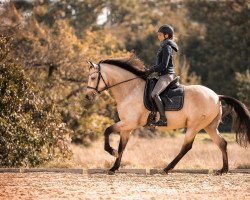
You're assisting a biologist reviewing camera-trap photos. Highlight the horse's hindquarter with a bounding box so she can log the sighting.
[182,85,220,128]
[157,85,221,131]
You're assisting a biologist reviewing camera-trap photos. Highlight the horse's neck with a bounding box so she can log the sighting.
[103,64,145,104]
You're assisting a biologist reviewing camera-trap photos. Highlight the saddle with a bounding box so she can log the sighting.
[144,76,184,112]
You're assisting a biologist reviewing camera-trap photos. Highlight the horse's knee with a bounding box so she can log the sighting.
[104,126,114,137]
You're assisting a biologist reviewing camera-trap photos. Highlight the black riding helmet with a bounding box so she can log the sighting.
[158,25,174,39]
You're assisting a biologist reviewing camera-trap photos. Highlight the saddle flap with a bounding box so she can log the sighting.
[143,76,184,111]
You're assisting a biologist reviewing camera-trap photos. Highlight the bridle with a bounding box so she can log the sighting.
[87,63,145,94]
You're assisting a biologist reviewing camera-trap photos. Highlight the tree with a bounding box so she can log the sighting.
[0,25,71,167]
[1,3,127,145]
[235,70,250,107]
[184,0,249,97]
[12,0,106,36]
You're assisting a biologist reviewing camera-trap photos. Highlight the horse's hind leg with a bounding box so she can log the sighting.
[204,127,228,175]
[108,130,131,174]
[163,128,197,174]
[204,109,228,175]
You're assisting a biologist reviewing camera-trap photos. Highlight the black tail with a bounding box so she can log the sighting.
[219,95,250,147]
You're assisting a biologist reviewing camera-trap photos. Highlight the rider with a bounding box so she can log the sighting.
[144,24,178,126]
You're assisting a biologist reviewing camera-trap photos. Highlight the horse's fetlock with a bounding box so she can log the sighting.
[104,145,112,153]
[112,149,119,158]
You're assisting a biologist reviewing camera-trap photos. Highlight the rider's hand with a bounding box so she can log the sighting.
[144,68,154,76]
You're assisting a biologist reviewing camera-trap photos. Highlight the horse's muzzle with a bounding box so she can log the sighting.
[85,94,91,101]
[85,92,96,101]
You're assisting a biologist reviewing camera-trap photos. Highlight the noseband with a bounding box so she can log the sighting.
[87,63,145,94]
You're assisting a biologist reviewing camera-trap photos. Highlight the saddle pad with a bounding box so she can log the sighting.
[143,78,184,111]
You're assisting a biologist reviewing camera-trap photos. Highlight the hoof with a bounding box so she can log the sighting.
[213,169,228,175]
[159,169,168,175]
[107,170,115,175]
[112,149,119,158]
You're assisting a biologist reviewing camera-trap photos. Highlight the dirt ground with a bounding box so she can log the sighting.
[0,172,249,200]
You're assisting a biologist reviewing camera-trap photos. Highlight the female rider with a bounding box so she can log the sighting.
[145,24,178,126]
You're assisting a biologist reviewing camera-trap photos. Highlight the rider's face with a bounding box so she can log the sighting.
[157,32,168,42]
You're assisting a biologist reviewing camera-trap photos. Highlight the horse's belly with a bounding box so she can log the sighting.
[156,110,188,130]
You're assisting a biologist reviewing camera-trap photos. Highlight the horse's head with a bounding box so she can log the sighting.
[85,61,108,101]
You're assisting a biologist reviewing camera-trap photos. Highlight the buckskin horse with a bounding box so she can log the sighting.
[85,55,250,175]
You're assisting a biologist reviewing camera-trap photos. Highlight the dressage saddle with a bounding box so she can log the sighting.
[143,76,185,111]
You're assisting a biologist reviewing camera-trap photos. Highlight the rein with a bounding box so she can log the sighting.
[87,63,146,94]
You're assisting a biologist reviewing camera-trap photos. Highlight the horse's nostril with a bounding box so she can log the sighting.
[85,94,90,100]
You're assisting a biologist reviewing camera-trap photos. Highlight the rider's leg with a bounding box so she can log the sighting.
[151,74,174,126]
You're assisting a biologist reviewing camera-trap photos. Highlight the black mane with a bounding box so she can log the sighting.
[100,58,147,80]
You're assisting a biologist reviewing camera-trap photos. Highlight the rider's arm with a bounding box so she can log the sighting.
[152,45,172,74]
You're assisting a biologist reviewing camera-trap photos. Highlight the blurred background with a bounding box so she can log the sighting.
[0,0,249,168]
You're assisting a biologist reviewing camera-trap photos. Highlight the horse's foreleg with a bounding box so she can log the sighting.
[108,130,131,174]
[104,120,133,158]
[104,124,119,157]
[163,128,197,174]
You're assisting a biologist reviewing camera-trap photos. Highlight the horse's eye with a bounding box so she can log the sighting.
[91,77,96,80]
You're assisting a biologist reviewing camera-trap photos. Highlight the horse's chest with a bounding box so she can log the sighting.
[117,97,142,116]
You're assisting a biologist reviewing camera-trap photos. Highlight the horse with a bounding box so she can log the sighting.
[85,55,250,175]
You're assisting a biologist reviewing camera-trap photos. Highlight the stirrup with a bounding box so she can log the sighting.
[144,112,157,131]
[151,118,167,126]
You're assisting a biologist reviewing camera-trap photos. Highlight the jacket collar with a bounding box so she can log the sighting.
[160,39,178,52]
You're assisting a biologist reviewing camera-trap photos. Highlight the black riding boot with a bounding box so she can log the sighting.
[152,95,167,126]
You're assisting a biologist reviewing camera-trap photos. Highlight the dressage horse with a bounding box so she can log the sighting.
[85,56,250,175]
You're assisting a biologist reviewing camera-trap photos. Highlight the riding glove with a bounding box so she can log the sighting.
[144,68,155,76]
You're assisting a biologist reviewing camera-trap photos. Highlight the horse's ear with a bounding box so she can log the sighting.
[87,60,97,69]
